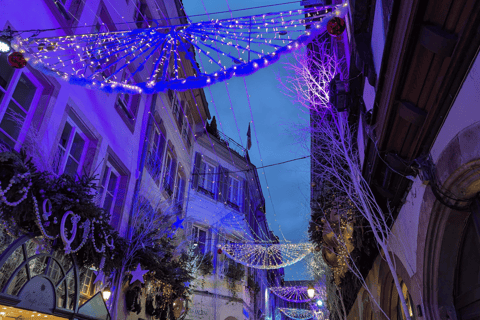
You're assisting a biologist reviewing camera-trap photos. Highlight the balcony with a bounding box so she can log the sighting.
[206,125,246,158]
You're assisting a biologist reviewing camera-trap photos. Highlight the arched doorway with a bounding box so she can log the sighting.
[361,291,374,320]
[421,121,480,319]
[381,273,417,320]
[453,213,480,318]
[0,233,110,319]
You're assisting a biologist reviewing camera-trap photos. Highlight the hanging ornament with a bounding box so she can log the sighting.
[326,17,346,37]
[173,297,187,319]
[217,248,222,254]
[130,263,149,284]
[8,51,27,69]
[278,308,314,320]
[93,270,105,285]
[220,242,313,269]
[270,285,326,303]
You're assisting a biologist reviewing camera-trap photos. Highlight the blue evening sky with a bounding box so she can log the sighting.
[182,0,312,281]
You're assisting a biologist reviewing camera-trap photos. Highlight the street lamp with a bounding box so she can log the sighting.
[307,285,315,299]
[316,299,323,307]
[0,36,11,53]
[0,27,13,54]
[102,286,112,300]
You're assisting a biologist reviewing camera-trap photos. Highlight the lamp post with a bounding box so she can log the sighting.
[0,27,13,54]
[307,285,315,299]
[102,286,112,301]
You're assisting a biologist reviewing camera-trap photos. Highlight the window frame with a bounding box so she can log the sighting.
[192,225,208,255]
[0,63,43,151]
[80,269,94,296]
[174,172,186,210]
[147,125,166,183]
[198,160,216,196]
[227,175,242,210]
[53,117,90,177]
[98,162,121,217]
[163,153,177,196]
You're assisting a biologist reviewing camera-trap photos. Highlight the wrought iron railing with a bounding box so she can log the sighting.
[216,130,247,157]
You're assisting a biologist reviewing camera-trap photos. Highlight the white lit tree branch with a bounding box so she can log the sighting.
[110,195,188,319]
[281,37,412,320]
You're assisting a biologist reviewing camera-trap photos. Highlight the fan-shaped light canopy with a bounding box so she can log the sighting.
[12,4,349,93]
[220,242,313,269]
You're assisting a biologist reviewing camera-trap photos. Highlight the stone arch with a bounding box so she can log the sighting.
[420,121,480,319]
[362,289,374,320]
[376,251,419,320]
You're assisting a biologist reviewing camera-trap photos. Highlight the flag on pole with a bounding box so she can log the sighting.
[247,123,252,150]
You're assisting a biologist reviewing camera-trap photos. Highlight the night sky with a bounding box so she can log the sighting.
[183,0,312,281]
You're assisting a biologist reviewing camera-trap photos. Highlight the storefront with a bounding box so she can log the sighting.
[0,234,110,320]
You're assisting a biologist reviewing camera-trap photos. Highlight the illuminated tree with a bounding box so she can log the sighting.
[281,37,413,320]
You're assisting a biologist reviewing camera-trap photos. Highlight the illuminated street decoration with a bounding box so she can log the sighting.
[12,4,348,93]
[219,242,313,269]
[269,285,326,303]
[278,308,314,320]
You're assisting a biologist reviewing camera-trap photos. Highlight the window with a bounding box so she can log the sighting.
[98,163,121,216]
[80,269,94,296]
[171,95,193,149]
[134,0,152,29]
[91,6,117,81]
[172,95,181,123]
[192,225,208,255]
[182,122,193,149]
[113,69,140,130]
[115,69,138,116]
[97,151,129,230]
[147,127,166,182]
[198,161,216,196]
[180,111,193,149]
[174,174,186,210]
[53,118,90,177]
[163,154,177,196]
[0,55,41,150]
[53,0,83,21]
[228,177,241,207]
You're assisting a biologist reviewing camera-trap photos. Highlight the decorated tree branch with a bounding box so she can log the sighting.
[110,194,193,319]
[281,38,413,319]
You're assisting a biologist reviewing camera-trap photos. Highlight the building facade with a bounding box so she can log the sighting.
[313,0,480,319]
[183,121,284,320]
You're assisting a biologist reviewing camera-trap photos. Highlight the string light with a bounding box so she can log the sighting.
[278,308,315,320]
[219,242,313,269]
[13,5,348,93]
[269,285,326,303]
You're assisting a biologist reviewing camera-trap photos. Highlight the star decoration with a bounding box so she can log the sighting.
[172,217,184,230]
[130,263,149,284]
[184,281,190,288]
[93,270,105,285]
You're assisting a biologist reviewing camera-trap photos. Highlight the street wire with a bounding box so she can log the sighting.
[193,155,310,175]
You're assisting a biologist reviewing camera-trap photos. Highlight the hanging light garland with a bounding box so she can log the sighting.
[218,242,313,269]
[269,285,326,303]
[278,308,315,320]
[11,4,348,93]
